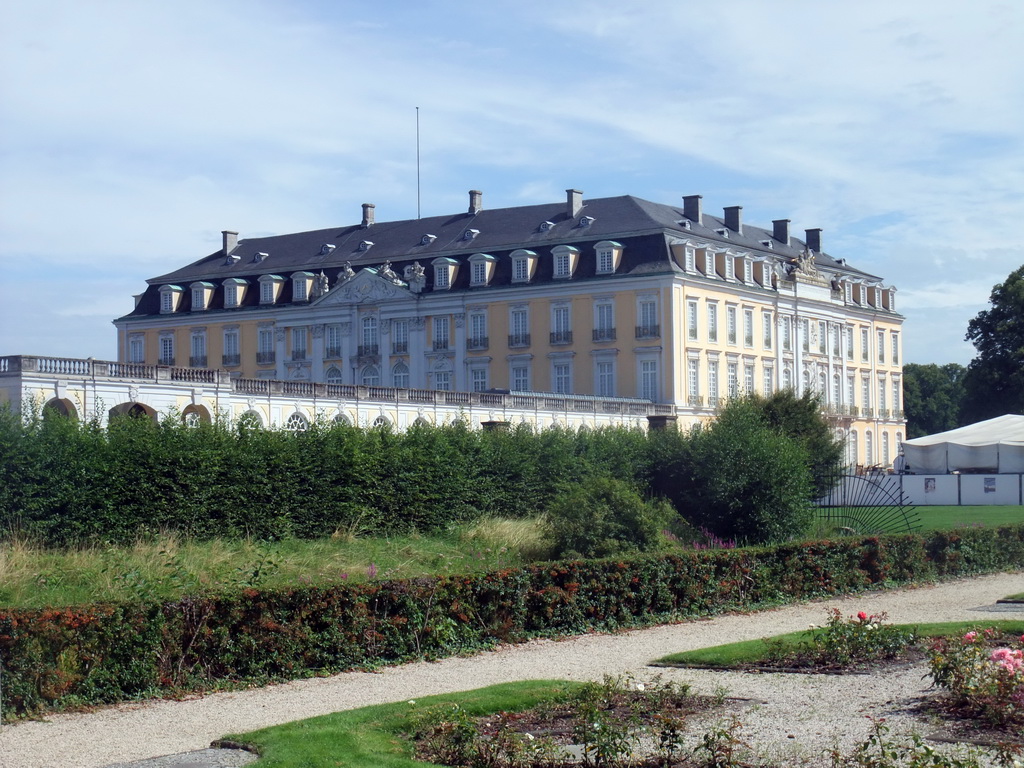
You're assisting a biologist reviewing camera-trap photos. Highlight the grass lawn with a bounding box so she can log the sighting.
[914,505,1024,531]
[653,619,1024,668]
[224,680,575,768]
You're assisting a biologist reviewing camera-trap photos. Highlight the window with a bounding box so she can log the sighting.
[257,327,275,364]
[552,245,578,279]
[511,250,535,283]
[293,276,307,302]
[683,246,695,273]
[291,327,308,360]
[893,379,901,414]
[471,367,488,392]
[818,370,827,398]
[360,365,380,386]
[553,362,571,394]
[832,373,841,404]
[742,259,753,283]
[594,303,614,341]
[782,366,792,390]
[327,324,343,357]
[782,317,792,351]
[285,412,309,432]
[554,250,570,277]
[762,312,773,349]
[849,431,859,466]
[864,431,874,465]
[743,309,754,347]
[818,321,826,354]
[434,370,451,391]
[846,326,854,360]
[433,316,450,351]
[326,366,343,384]
[727,362,738,397]
[637,299,658,338]
[832,325,840,356]
[189,331,206,367]
[726,306,737,345]
[877,331,885,363]
[360,316,378,356]
[708,360,719,404]
[891,332,900,364]
[596,360,615,397]
[763,367,774,397]
[161,291,175,313]
[434,264,450,289]
[551,305,571,344]
[393,362,410,389]
[392,320,408,355]
[687,359,699,401]
[223,329,239,366]
[848,375,856,410]
[882,432,890,467]
[861,328,869,362]
[687,300,698,341]
[640,359,658,401]
[878,378,887,414]
[862,376,871,413]
[510,308,529,347]
[471,261,487,286]
[744,363,754,394]
[192,286,206,311]
[260,278,280,304]
[801,319,810,352]
[597,248,614,274]
[511,365,530,391]
[128,335,144,363]
[468,313,487,349]
[707,303,718,342]
[223,280,244,309]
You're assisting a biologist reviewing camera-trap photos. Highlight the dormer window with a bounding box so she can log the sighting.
[468,253,497,287]
[702,249,716,277]
[420,234,437,245]
[431,257,458,290]
[760,239,774,249]
[252,252,269,263]
[741,259,753,284]
[223,278,247,308]
[684,246,696,272]
[510,249,537,283]
[539,221,555,232]
[594,240,623,275]
[259,274,284,305]
[844,282,853,303]
[159,285,183,314]
[579,216,595,228]
[715,250,736,280]
[552,245,580,279]
[320,244,336,255]
[292,271,314,302]
[462,228,480,241]
[715,228,729,238]
[358,240,373,252]
[190,282,214,311]
[858,284,867,305]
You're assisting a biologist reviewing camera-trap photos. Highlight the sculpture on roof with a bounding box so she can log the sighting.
[340,261,356,281]
[796,248,819,276]
[379,260,398,281]
[311,270,329,298]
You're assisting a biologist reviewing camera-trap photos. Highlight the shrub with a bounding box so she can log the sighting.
[928,628,1024,727]
[545,477,672,559]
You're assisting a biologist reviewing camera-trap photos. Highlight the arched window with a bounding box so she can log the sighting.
[361,365,380,386]
[333,413,352,426]
[413,416,431,427]
[865,431,874,466]
[238,410,263,430]
[882,432,890,468]
[361,315,378,354]
[849,431,859,467]
[325,366,343,384]
[371,415,390,429]
[392,361,410,389]
[285,412,309,432]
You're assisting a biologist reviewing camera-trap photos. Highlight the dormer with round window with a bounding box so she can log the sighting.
[189,282,214,312]
[510,249,538,284]
[432,257,458,290]
[291,271,314,302]
[551,245,580,280]
[159,284,184,314]
[468,253,497,287]
[594,241,623,275]
[259,274,285,305]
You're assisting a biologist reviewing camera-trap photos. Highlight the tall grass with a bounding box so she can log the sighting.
[0,518,554,609]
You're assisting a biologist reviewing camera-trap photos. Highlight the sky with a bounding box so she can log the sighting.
[1,0,1022,366]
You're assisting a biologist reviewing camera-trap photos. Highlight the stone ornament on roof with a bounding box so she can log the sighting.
[311,271,329,298]
[796,248,819,276]
[379,261,399,281]
[340,262,356,281]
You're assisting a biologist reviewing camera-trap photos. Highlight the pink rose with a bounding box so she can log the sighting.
[964,631,977,642]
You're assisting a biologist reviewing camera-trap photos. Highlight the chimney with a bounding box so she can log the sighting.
[724,206,743,234]
[805,228,822,253]
[222,230,238,255]
[468,190,483,215]
[682,195,703,226]
[361,203,375,228]
[567,188,584,218]
[772,219,790,245]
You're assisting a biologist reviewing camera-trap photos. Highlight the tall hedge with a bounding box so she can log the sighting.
[2,526,1022,719]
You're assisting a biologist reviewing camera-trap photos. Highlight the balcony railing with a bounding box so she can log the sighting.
[325,346,342,358]
[432,340,450,351]
[357,344,379,357]
[291,350,308,361]
[256,351,275,365]
[549,330,573,345]
[687,395,704,407]
[391,341,408,354]
[158,357,175,367]
[222,354,240,367]
[635,325,660,339]
[508,333,531,348]
[466,336,489,351]
[188,356,208,368]
[592,328,616,342]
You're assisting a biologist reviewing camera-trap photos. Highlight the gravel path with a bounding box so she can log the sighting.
[1,572,1021,768]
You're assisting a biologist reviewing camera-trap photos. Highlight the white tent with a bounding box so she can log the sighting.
[902,414,1024,474]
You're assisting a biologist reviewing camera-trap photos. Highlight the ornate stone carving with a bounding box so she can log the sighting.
[311,271,329,298]
[380,319,392,333]
[311,324,325,339]
[379,261,398,281]
[454,313,466,329]
[340,262,356,280]
[411,317,426,330]
[274,328,286,342]
[340,322,352,334]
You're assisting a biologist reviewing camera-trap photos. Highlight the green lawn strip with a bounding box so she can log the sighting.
[913,506,1024,531]
[652,620,1024,668]
[223,680,579,768]
[1001,593,1024,601]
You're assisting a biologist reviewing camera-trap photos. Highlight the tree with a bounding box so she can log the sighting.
[962,265,1024,423]
[902,363,967,438]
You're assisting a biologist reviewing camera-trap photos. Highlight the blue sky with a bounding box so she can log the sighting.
[2,0,1022,365]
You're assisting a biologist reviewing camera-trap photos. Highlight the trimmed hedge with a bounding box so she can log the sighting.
[2,525,1023,719]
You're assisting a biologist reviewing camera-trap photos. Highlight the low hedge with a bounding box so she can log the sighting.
[2,525,1023,719]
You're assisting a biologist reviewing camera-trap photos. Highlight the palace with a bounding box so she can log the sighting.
[108,189,904,466]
